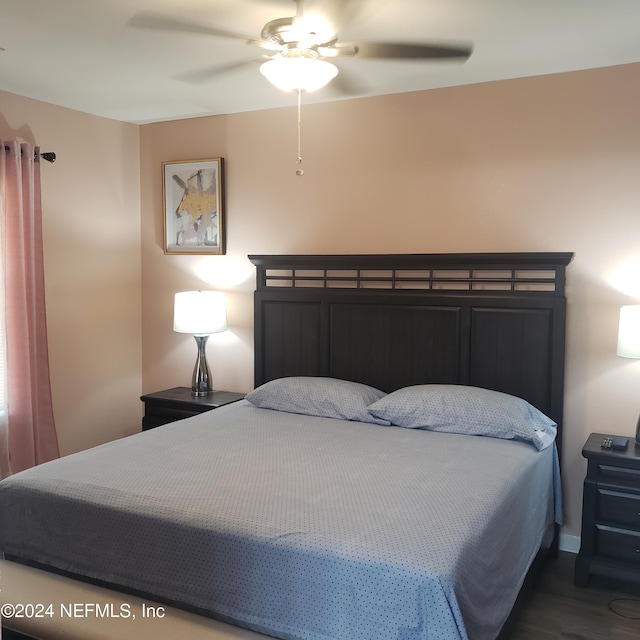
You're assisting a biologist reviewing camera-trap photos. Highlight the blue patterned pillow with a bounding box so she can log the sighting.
[367,384,557,449]
[246,377,390,425]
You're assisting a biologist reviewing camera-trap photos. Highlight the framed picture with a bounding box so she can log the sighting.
[163,157,225,254]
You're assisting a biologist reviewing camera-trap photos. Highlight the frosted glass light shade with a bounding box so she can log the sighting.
[617,305,640,358]
[173,291,227,336]
[260,57,338,92]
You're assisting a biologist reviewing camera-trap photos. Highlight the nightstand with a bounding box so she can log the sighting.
[140,387,245,431]
[575,432,640,590]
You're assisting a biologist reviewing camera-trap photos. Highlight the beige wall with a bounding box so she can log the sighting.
[140,63,640,540]
[0,90,142,455]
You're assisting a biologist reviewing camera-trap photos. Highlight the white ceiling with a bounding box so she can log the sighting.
[1,0,640,124]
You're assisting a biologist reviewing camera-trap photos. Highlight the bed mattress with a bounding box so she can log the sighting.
[0,400,561,640]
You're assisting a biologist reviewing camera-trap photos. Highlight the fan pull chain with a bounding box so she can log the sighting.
[296,89,304,176]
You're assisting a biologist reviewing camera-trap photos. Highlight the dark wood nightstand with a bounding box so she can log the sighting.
[575,432,640,590]
[140,387,245,431]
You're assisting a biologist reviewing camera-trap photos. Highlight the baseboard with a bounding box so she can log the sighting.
[559,533,580,554]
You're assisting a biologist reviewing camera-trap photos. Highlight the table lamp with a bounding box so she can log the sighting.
[173,291,227,396]
[616,304,640,445]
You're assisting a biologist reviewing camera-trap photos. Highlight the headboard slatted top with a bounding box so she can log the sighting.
[251,253,572,295]
[249,252,573,455]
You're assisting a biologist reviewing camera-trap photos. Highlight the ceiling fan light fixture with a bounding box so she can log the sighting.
[260,56,338,92]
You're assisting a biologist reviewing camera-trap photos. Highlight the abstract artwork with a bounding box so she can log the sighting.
[163,158,225,254]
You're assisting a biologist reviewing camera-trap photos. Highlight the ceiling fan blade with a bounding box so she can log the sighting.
[127,12,258,44]
[174,59,263,84]
[343,42,472,60]
[318,43,357,57]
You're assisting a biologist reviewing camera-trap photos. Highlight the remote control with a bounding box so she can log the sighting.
[601,437,613,450]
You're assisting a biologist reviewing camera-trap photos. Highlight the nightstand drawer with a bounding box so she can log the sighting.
[141,387,245,430]
[597,463,640,487]
[597,488,640,527]
[144,406,201,423]
[596,525,640,564]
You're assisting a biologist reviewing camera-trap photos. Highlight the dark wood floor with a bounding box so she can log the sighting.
[510,552,640,639]
[3,552,640,639]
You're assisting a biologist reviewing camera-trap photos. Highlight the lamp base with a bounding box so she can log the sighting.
[192,389,213,397]
[191,335,213,397]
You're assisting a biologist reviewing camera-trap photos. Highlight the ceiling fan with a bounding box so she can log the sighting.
[130,1,472,175]
[128,0,473,93]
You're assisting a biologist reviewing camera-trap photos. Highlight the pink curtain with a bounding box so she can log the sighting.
[0,140,59,477]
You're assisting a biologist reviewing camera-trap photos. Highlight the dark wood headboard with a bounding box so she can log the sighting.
[249,252,573,453]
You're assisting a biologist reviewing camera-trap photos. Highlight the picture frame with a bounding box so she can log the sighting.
[163,157,225,255]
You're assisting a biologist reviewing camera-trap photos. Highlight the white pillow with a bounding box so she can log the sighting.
[367,384,556,449]
[246,377,390,425]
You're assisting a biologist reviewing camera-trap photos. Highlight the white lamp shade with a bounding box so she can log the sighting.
[617,304,640,358]
[260,57,338,92]
[173,291,227,335]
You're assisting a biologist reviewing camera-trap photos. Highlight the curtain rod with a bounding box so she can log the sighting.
[3,145,56,163]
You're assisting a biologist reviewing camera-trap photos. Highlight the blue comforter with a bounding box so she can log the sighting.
[0,400,561,640]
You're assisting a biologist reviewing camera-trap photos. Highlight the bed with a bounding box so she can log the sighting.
[0,252,573,640]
